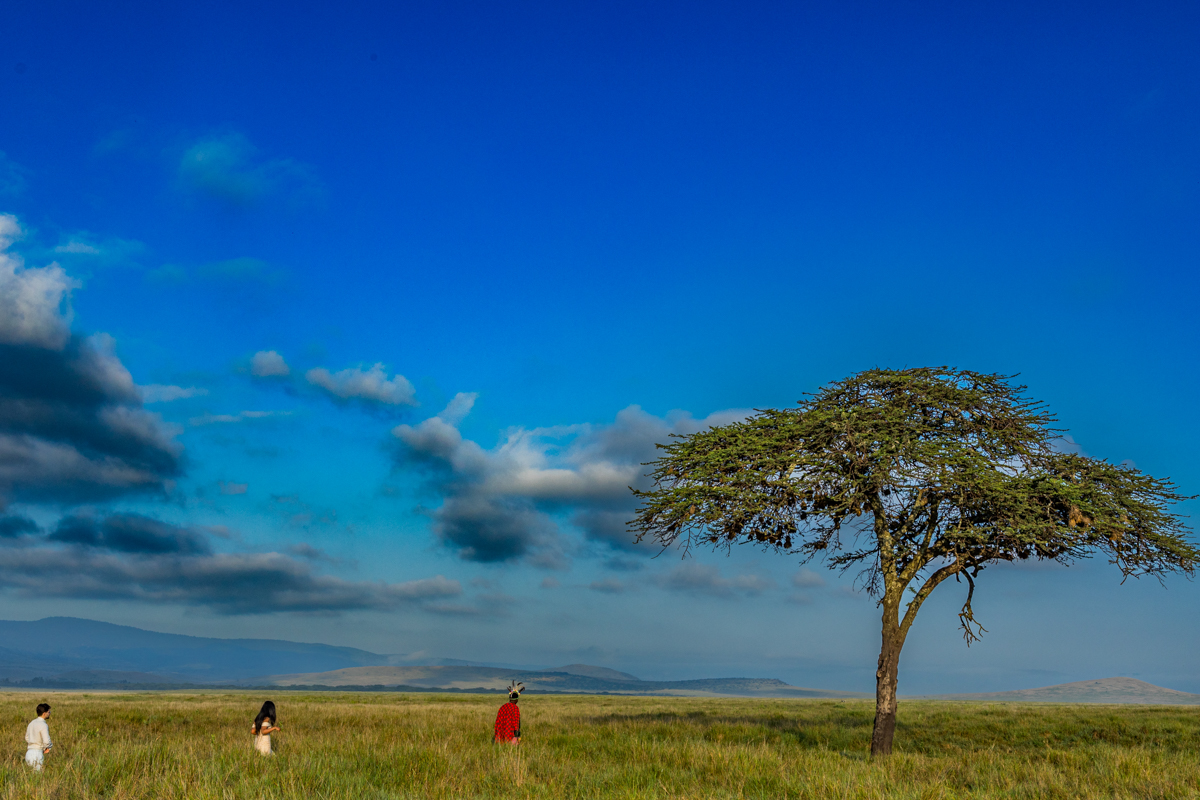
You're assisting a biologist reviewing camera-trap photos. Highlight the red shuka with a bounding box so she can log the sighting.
[493,701,520,742]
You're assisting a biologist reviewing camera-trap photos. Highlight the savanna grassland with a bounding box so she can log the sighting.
[2,691,1198,799]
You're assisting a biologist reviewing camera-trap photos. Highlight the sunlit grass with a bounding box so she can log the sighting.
[1,691,1197,798]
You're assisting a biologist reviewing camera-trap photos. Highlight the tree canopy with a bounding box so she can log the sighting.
[630,367,1196,755]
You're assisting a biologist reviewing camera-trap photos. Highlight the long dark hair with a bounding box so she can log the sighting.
[254,700,277,734]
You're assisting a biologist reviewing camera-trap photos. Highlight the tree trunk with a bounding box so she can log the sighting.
[870,603,903,757]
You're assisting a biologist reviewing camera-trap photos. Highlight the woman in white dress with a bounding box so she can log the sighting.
[252,701,280,755]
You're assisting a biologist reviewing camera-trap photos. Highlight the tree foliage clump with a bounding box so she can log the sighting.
[631,367,1196,755]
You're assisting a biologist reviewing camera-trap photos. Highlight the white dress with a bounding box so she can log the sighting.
[254,720,273,755]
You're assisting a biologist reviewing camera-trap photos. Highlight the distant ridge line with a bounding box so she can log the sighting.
[4,619,1194,703]
[0,617,865,697]
[257,664,870,698]
[917,677,1200,705]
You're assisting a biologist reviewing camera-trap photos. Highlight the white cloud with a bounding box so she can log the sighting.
[658,563,773,598]
[392,398,749,565]
[733,574,774,594]
[140,384,208,403]
[0,215,180,505]
[307,363,416,406]
[793,568,827,589]
[54,240,100,255]
[44,233,145,270]
[0,214,22,250]
[189,410,291,427]
[219,481,248,495]
[76,333,139,398]
[0,513,462,614]
[0,215,79,350]
[250,350,290,377]
[438,392,478,425]
[0,434,171,501]
[99,404,182,455]
[190,414,241,425]
[178,133,322,209]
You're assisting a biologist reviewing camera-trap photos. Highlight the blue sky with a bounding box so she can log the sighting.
[0,0,1198,694]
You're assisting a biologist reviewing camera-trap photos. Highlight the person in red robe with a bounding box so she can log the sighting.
[493,681,524,744]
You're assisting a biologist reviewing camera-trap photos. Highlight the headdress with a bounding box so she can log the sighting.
[507,680,525,700]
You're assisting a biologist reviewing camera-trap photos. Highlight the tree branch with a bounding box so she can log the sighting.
[898,497,941,587]
[870,494,899,591]
[956,569,987,645]
[899,559,963,640]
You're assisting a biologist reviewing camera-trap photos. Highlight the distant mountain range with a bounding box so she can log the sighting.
[258,664,867,698]
[0,618,551,682]
[0,617,391,683]
[0,617,862,697]
[0,617,866,697]
[1,619,1196,703]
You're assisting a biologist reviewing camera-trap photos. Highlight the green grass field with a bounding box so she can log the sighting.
[1,691,1197,799]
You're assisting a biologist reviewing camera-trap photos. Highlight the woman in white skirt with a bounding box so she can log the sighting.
[252,700,280,755]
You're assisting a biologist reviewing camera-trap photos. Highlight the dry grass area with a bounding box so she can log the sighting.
[1,691,1198,799]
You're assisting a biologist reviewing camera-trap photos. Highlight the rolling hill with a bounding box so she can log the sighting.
[257,664,869,698]
[0,617,390,683]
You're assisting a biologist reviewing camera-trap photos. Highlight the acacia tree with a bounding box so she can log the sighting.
[630,368,1196,756]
